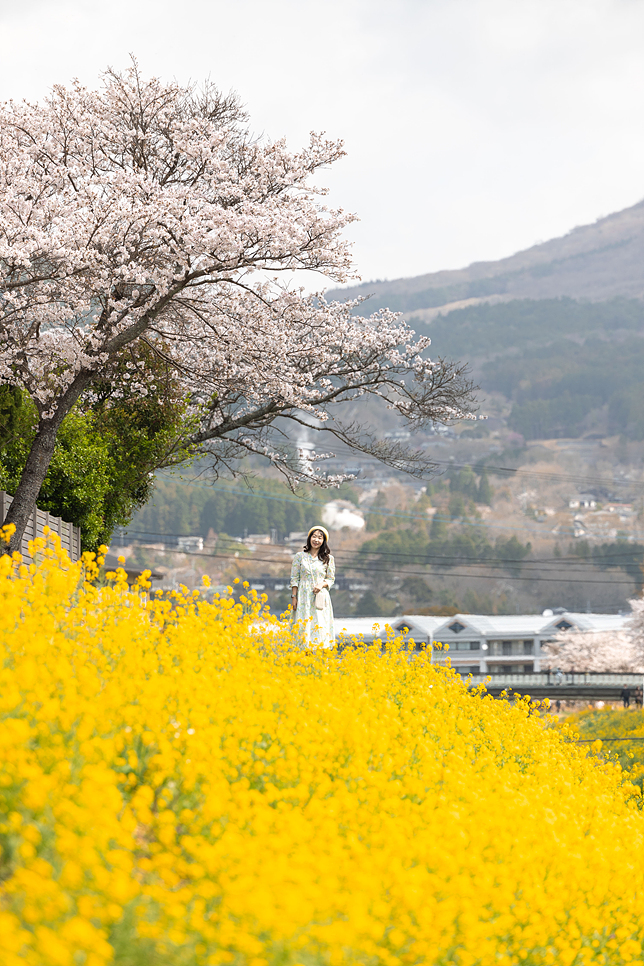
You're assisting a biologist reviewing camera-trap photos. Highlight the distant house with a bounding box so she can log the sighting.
[333,612,630,675]
[178,535,204,552]
[322,500,365,531]
[568,495,597,510]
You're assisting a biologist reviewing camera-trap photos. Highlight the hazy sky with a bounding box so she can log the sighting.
[1,0,643,284]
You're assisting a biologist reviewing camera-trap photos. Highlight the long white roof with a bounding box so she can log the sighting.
[455,613,631,636]
[552,613,629,633]
[336,612,631,641]
[435,614,559,636]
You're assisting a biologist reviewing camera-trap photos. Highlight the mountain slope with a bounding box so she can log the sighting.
[332,200,644,317]
[326,201,644,443]
[416,297,644,440]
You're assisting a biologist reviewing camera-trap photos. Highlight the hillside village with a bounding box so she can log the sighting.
[115,431,644,618]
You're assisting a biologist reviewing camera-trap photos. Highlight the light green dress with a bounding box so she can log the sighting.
[290,551,336,649]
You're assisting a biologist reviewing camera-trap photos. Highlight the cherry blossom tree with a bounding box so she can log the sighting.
[624,597,644,667]
[542,629,643,673]
[0,62,473,553]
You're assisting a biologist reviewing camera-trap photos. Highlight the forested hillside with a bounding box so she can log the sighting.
[410,296,644,360]
[125,476,358,540]
[407,298,644,440]
[326,296,644,442]
[326,198,644,443]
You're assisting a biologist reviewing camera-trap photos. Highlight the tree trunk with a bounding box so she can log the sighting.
[2,373,94,554]
[3,420,61,554]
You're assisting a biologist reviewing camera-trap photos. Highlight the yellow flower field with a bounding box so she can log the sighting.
[1,531,644,966]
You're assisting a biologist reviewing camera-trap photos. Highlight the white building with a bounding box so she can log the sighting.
[334,612,630,674]
[177,535,204,552]
[322,500,365,531]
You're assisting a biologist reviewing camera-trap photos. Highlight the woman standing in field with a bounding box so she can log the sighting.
[290,526,336,648]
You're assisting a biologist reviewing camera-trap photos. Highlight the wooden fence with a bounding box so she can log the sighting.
[0,491,82,562]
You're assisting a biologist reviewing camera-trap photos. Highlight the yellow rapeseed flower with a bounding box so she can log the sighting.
[0,532,643,964]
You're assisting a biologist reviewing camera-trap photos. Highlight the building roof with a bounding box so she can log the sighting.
[551,613,629,633]
[340,612,632,641]
[440,614,559,636]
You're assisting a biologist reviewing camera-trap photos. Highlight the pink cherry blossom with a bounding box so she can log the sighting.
[0,61,473,551]
[543,629,643,673]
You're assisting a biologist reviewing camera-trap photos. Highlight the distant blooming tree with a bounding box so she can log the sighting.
[625,597,644,667]
[542,629,642,673]
[543,603,644,673]
[0,61,473,552]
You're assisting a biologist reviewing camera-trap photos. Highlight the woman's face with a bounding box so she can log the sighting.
[310,529,324,549]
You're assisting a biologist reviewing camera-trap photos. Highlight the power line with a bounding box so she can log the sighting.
[149,473,644,541]
[354,544,644,568]
[421,457,644,492]
[118,526,644,571]
[319,439,644,491]
[128,543,642,587]
[322,445,644,496]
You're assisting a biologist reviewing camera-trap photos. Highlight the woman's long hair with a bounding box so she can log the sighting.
[303,529,331,565]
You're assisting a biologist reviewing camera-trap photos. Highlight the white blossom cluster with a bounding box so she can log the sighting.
[543,628,644,673]
[542,600,644,673]
[0,63,473,527]
[0,69,361,407]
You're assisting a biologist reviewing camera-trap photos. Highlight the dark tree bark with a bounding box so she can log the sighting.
[2,372,93,554]
[3,421,59,553]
